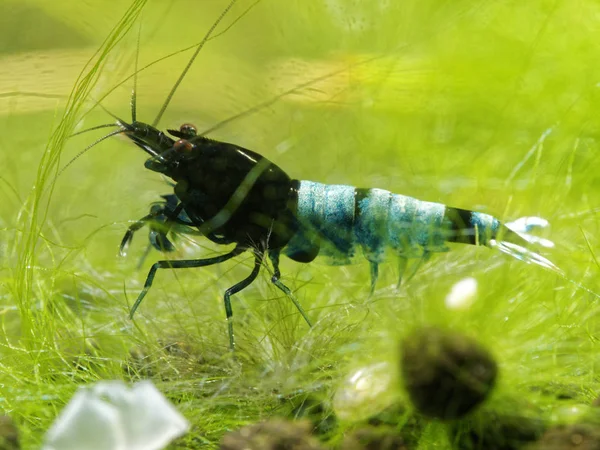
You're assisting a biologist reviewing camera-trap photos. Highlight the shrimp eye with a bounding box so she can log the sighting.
[179,123,197,137]
[173,139,193,152]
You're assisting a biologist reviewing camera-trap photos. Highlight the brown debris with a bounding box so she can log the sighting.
[220,419,325,450]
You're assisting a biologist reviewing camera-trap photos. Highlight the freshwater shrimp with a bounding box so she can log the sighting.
[119,119,557,350]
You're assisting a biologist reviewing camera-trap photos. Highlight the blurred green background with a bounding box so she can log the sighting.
[1,0,599,447]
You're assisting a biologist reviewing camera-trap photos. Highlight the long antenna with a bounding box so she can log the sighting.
[57,129,125,177]
[131,22,142,123]
[152,0,239,127]
[200,54,386,136]
[70,123,119,137]
[58,100,130,176]
[73,0,260,129]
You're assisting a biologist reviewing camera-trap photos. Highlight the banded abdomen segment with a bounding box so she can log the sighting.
[284,181,502,268]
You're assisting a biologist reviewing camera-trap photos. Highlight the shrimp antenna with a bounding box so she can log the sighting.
[58,129,126,178]
[70,123,120,137]
[131,22,142,124]
[200,54,385,136]
[75,0,259,126]
[60,100,131,176]
[71,98,129,138]
[94,99,129,125]
[152,0,239,127]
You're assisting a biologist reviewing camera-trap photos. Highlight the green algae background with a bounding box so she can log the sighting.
[1,0,599,447]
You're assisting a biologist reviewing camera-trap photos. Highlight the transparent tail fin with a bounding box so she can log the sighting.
[491,216,562,274]
[504,216,555,248]
[492,216,600,300]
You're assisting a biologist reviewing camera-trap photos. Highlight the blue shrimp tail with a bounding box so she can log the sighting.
[443,208,548,248]
[448,211,600,300]
[443,208,562,273]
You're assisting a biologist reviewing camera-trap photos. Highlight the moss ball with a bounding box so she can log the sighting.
[400,327,497,420]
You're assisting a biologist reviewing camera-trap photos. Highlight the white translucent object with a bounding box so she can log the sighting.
[505,216,555,248]
[43,380,189,450]
[492,240,563,274]
[445,277,478,310]
[333,362,395,420]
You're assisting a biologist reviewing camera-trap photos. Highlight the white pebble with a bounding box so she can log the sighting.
[445,277,478,310]
[43,380,189,450]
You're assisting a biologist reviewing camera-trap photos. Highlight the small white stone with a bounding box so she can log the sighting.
[445,277,478,310]
[43,380,189,450]
[333,362,395,420]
